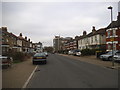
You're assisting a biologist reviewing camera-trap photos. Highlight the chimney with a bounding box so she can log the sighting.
[19,33,22,37]
[117,1,120,26]
[25,36,27,40]
[83,31,87,36]
[92,26,96,33]
[28,38,30,42]
[75,36,79,39]
[2,27,7,32]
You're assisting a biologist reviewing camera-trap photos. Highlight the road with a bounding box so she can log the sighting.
[27,54,118,88]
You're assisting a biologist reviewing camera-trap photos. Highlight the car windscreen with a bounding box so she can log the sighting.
[115,52,120,55]
[74,50,80,52]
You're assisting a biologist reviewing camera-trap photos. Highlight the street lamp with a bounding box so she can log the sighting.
[108,6,114,67]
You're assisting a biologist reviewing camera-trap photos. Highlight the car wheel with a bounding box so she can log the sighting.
[44,61,47,64]
[108,57,113,61]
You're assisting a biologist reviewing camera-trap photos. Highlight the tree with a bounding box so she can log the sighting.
[43,46,54,53]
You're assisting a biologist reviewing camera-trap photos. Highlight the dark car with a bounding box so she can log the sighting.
[32,53,47,64]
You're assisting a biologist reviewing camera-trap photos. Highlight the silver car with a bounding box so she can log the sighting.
[100,51,118,61]
[113,51,120,61]
[0,55,13,68]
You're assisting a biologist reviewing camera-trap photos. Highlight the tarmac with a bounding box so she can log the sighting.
[60,54,120,69]
[2,54,120,88]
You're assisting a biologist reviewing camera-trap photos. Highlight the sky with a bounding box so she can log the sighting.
[1,0,119,46]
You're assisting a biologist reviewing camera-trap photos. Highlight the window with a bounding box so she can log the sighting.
[113,29,116,36]
[113,43,116,50]
[108,44,111,50]
[95,36,97,43]
[91,37,93,43]
[108,30,110,38]
[6,39,9,42]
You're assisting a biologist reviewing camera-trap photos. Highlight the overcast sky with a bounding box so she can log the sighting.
[2,1,119,46]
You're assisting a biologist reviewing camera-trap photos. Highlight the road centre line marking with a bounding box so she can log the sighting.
[22,65,38,88]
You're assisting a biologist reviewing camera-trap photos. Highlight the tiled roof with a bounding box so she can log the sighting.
[106,21,119,29]
[77,28,106,40]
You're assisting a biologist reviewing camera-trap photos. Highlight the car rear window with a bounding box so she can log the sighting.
[34,53,46,56]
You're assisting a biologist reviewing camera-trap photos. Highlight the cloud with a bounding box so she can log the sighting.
[2,2,118,46]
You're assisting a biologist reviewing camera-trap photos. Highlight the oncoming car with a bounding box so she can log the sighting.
[32,53,47,64]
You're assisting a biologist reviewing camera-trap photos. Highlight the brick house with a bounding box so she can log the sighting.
[106,12,120,51]
[18,33,29,53]
[1,27,21,55]
[1,27,12,55]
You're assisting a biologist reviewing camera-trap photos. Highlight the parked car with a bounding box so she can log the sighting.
[113,51,120,62]
[0,55,13,68]
[68,50,74,55]
[73,49,81,56]
[100,51,118,61]
[32,53,47,64]
[44,52,48,57]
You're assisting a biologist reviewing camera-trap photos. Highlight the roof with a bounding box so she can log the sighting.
[87,28,106,37]
[77,28,106,40]
[106,21,119,29]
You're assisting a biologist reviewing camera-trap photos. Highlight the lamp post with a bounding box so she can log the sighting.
[108,6,114,67]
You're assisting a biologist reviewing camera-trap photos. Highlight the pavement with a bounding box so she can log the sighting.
[2,57,36,88]
[2,54,120,88]
[60,54,120,69]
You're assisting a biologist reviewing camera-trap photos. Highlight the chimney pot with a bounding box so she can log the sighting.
[2,27,7,32]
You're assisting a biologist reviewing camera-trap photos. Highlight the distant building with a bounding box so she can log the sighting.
[34,42,43,53]
[53,36,61,52]
[106,12,120,51]
[53,36,72,52]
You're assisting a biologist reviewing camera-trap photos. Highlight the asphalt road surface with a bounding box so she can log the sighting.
[27,54,118,88]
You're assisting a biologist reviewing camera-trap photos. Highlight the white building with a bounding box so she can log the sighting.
[34,42,43,53]
[78,26,106,50]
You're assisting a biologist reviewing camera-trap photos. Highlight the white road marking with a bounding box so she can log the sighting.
[22,65,38,88]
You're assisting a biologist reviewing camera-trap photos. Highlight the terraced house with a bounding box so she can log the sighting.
[1,27,38,55]
[78,26,106,50]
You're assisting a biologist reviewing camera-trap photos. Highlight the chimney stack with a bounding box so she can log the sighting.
[25,36,27,40]
[117,1,120,26]
[2,27,7,32]
[92,26,96,33]
[28,38,30,42]
[83,31,87,36]
[19,33,22,37]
